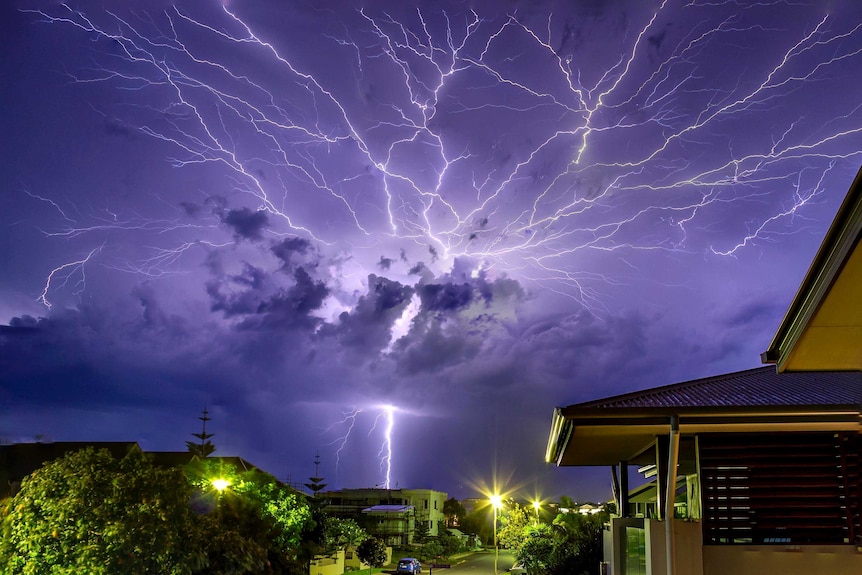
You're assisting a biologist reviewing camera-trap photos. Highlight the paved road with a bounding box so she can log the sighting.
[429,550,518,575]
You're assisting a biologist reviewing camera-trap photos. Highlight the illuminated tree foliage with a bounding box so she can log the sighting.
[497,502,531,550]
[185,459,315,575]
[514,508,609,575]
[0,449,322,575]
[0,447,203,575]
[322,516,367,553]
[516,524,554,575]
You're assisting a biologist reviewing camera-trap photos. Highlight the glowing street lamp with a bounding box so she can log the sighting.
[532,500,541,523]
[211,478,231,523]
[490,494,503,574]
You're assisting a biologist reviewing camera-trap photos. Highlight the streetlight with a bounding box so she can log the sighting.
[490,494,503,575]
[212,478,231,523]
[532,500,541,524]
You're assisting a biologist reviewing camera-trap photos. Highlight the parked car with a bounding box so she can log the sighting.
[396,557,422,574]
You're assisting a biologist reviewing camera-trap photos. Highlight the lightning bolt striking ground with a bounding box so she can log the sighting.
[327,405,399,488]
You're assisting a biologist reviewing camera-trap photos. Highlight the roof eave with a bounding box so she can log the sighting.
[762,165,862,371]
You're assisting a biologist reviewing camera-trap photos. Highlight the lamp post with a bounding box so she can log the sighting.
[532,500,541,524]
[490,494,502,575]
[212,478,231,523]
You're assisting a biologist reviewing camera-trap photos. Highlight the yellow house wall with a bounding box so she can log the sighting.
[344,545,393,571]
[644,519,703,575]
[309,549,345,575]
[604,518,703,575]
[702,545,862,575]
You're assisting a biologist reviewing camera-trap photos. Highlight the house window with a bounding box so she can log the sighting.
[700,431,860,545]
[424,500,428,509]
[624,526,646,575]
[434,500,438,510]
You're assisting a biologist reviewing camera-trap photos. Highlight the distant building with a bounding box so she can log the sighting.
[403,488,448,535]
[321,487,448,546]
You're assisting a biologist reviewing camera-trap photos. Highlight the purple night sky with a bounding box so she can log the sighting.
[1,0,861,502]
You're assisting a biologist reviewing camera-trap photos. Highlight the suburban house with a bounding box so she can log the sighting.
[546,367,860,575]
[546,167,862,575]
[321,487,448,546]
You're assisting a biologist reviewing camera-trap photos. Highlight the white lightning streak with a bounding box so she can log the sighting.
[25,2,862,309]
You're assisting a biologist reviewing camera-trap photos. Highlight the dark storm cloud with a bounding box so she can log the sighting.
[378,255,394,270]
[133,283,190,337]
[327,274,414,355]
[418,282,473,312]
[207,263,272,316]
[389,271,525,376]
[207,260,328,331]
[0,305,198,410]
[271,237,315,272]
[250,267,329,330]
[221,207,269,241]
[179,201,203,218]
[393,318,483,375]
[408,262,432,280]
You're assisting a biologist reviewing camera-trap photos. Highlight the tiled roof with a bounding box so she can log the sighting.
[570,367,861,410]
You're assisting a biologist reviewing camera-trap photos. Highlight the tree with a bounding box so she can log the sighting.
[356,537,387,574]
[185,459,313,575]
[436,521,462,559]
[419,539,442,562]
[458,509,485,541]
[515,524,554,575]
[323,517,367,553]
[496,503,531,550]
[442,498,466,528]
[186,408,216,458]
[413,519,430,544]
[513,509,609,575]
[545,511,606,575]
[0,447,203,575]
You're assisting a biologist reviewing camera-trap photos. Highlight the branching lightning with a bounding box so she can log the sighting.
[23,2,862,309]
[327,404,399,488]
[38,246,103,309]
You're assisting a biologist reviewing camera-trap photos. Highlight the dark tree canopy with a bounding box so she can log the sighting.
[0,447,203,575]
[356,537,388,569]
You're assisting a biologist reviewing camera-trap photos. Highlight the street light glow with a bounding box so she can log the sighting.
[212,478,231,492]
[490,493,502,575]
